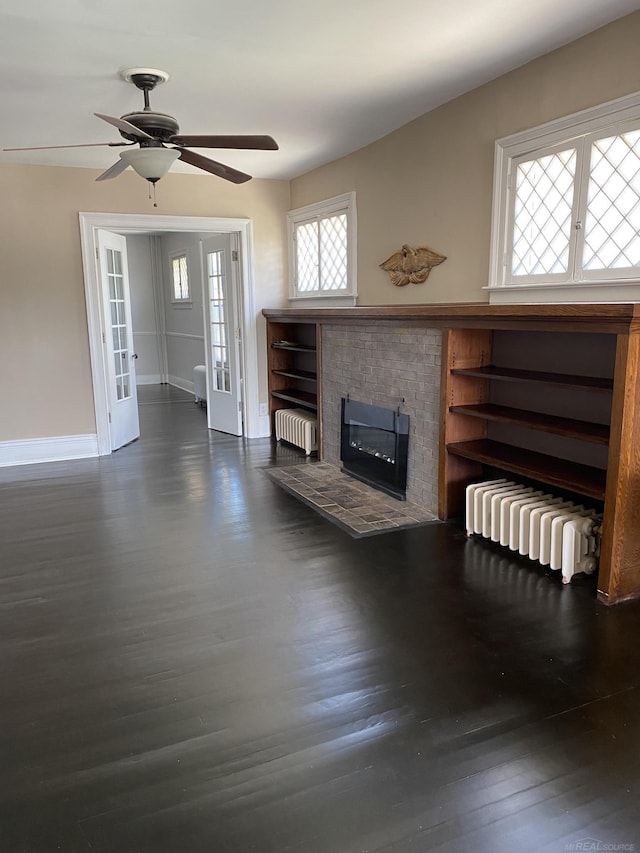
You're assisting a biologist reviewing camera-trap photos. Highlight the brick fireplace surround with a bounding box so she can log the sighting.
[321,323,441,513]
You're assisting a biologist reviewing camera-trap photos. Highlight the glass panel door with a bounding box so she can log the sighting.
[201,235,242,436]
[97,230,140,451]
[106,248,132,401]
[207,250,231,394]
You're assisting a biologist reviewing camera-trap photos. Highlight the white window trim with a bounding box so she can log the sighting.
[169,250,192,304]
[287,192,357,306]
[487,89,640,304]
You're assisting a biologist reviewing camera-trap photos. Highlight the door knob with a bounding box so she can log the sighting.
[132,353,139,360]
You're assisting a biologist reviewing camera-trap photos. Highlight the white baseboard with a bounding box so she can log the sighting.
[0,434,99,468]
[168,375,195,394]
[136,374,162,386]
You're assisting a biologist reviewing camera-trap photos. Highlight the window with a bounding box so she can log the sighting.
[489,91,640,301]
[171,252,190,301]
[287,192,357,304]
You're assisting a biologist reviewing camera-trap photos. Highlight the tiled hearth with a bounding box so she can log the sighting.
[321,323,442,514]
[265,462,436,537]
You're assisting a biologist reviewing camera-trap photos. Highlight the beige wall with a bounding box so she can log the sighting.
[0,164,289,442]
[290,11,640,306]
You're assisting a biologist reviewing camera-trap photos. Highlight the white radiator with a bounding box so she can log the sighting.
[193,364,207,404]
[465,479,601,584]
[275,408,317,455]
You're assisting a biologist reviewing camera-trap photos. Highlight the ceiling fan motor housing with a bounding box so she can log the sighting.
[117,68,178,142]
[119,111,180,142]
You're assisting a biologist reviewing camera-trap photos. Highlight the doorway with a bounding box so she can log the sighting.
[80,213,262,456]
[126,229,243,438]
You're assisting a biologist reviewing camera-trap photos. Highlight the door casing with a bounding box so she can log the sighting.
[79,212,261,456]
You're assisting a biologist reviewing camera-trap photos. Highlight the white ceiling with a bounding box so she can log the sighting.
[1,0,639,181]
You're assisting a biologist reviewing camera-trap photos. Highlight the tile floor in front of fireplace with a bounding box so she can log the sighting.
[265,461,438,537]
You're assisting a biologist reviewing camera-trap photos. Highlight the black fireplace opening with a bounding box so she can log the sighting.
[340,397,409,500]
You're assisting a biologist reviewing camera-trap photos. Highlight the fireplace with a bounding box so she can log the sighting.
[340,397,409,500]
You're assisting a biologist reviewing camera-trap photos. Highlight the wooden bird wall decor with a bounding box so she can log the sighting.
[379,244,447,287]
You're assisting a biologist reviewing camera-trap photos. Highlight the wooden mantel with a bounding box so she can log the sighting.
[263,303,640,605]
[263,302,640,334]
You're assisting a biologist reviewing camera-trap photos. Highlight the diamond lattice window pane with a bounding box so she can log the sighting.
[511,148,577,276]
[319,214,347,290]
[295,221,319,292]
[294,211,349,294]
[583,130,640,270]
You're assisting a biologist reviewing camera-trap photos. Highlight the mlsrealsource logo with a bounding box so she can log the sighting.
[565,840,635,852]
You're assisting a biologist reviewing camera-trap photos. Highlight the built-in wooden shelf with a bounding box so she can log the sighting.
[272,368,317,383]
[451,365,614,392]
[271,342,316,353]
[438,318,640,605]
[271,389,318,410]
[449,403,610,445]
[446,438,607,501]
[266,320,322,446]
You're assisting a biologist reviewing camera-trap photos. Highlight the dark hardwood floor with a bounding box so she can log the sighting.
[2,385,640,853]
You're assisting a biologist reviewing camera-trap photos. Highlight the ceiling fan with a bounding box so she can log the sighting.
[4,68,278,187]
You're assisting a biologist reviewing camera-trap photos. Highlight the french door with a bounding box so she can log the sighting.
[97,230,140,450]
[202,235,243,436]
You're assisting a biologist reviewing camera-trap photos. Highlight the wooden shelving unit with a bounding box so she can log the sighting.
[438,317,640,605]
[265,318,321,449]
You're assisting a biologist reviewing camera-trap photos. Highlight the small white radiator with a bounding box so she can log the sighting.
[465,478,602,584]
[275,408,317,455]
[193,365,207,404]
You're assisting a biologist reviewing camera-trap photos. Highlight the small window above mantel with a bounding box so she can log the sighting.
[487,90,640,304]
[287,193,357,306]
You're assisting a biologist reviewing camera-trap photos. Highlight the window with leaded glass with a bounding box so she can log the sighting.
[287,193,357,303]
[171,253,190,301]
[582,128,640,273]
[490,91,640,297]
[510,146,577,278]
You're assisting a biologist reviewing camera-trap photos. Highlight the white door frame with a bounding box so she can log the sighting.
[79,212,260,456]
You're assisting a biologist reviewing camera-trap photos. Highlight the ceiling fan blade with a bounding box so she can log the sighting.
[3,141,130,151]
[95,158,130,182]
[177,148,252,184]
[94,113,154,140]
[170,134,278,150]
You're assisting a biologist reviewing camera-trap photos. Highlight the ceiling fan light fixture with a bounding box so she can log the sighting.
[119,147,180,182]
